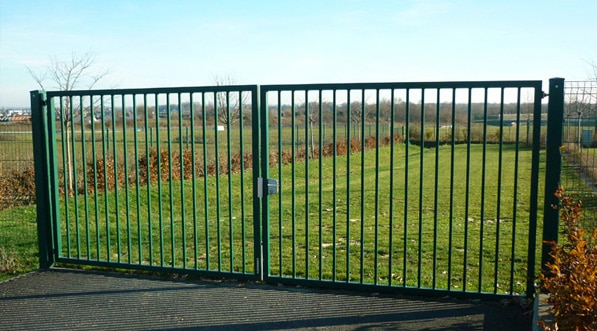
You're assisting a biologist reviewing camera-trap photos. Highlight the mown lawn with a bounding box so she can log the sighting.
[1,139,551,295]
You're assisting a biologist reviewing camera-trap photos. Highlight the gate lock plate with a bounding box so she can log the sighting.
[257,178,279,198]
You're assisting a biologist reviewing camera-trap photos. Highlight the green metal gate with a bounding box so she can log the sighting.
[259,81,546,299]
[32,79,549,299]
[31,85,262,281]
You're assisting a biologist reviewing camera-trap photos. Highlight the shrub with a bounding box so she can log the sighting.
[538,187,597,331]
[86,156,126,193]
[0,165,36,210]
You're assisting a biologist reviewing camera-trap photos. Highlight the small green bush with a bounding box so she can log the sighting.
[538,187,597,331]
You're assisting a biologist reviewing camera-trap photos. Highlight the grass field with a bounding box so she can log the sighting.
[0,121,551,292]
[13,140,540,294]
[267,143,543,294]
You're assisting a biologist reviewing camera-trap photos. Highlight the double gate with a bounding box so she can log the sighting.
[32,79,560,299]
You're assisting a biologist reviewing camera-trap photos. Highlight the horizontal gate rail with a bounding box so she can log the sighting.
[38,85,261,281]
[260,80,544,299]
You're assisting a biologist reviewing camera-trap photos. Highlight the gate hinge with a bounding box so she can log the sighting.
[542,91,548,98]
[257,177,279,198]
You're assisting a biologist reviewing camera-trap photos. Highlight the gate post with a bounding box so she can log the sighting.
[541,77,565,273]
[30,90,55,269]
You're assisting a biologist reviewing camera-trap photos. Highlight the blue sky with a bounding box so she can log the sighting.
[1,0,596,107]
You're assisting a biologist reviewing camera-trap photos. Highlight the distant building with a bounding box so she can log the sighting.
[5,109,28,116]
[9,115,31,122]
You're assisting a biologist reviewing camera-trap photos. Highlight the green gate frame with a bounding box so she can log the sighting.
[31,85,263,281]
[31,79,565,299]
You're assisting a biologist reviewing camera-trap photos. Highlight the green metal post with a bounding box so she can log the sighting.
[527,82,546,298]
[254,86,264,279]
[541,78,565,272]
[31,90,55,269]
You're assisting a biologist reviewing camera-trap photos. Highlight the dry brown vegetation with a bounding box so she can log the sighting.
[0,133,404,205]
[538,188,597,331]
[86,134,403,194]
[0,164,36,211]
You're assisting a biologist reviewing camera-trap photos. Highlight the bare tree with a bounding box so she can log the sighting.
[566,61,597,148]
[27,50,109,194]
[306,101,320,158]
[212,74,248,126]
[350,101,364,140]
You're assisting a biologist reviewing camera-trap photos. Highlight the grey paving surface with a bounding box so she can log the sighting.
[0,269,531,330]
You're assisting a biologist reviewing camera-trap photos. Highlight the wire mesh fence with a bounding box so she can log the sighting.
[561,80,597,227]
[0,119,38,280]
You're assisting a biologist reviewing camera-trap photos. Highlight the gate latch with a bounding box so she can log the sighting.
[257,177,279,198]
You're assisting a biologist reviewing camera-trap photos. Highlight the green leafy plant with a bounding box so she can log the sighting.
[538,187,597,331]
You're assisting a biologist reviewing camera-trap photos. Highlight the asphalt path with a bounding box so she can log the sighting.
[0,269,531,330]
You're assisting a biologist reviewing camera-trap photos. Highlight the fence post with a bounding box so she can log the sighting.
[541,77,565,273]
[30,90,55,269]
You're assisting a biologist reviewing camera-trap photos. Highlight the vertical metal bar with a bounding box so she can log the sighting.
[214,91,222,271]
[122,95,132,264]
[346,90,352,282]
[155,94,165,267]
[167,94,176,267]
[374,89,380,285]
[463,88,472,291]
[100,96,111,262]
[144,94,153,266]
[332,89,338,281]
[253,86,262,278]
[46,96,61,263]
[403,88,410,287]
[389,89,395,286]
[359,89,365,284]
[90,95,101,260]
[58,96,71,258]
[178,92,186,268]
[111,94,121,263]
[48,96,61,263]
[304,90,310,279]
[448,88,457,291]
[80,96,91,259]
[318,89,323,280]
[226,91,233,272]
[190,92,198,269]
[418,89,425,287]
[541,78,565,274]
[528,80,549,297]
[479,88,489,292]
[291,90,297,277]
[67,96,81,259]
[201,92,210,269]
[510,87,522,295]
[433,89,440,289]
[277,90,283,276]
[31,90,54,268]
[134,94,143,264]
[495,88,505,293]
[238,91,246,273]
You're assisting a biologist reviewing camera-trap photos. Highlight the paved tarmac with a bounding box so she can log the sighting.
[0,268,531,330]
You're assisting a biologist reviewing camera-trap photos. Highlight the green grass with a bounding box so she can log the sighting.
[267,143,542,294]
[0,116,554,293]
[44,141,544,295]
[0,206,38,281]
